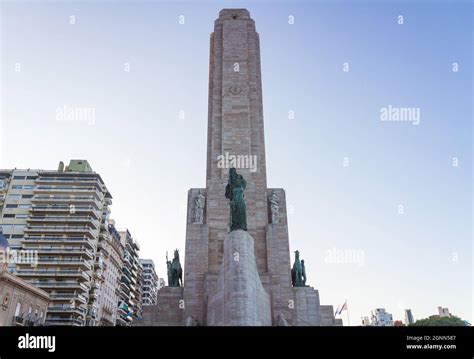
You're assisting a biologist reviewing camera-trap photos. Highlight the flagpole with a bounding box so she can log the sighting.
[345,299,351,326]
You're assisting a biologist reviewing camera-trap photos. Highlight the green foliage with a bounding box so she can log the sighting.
[409,316,468,326]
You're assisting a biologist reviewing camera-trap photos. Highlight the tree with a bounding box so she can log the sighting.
[409,316,469,326]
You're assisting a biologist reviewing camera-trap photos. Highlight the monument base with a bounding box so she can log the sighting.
[207,230,271,326]
[294,286,322,326]
[136,287,183,326]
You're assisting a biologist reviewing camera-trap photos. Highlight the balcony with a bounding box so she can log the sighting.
[119,280,130,291]
[25,225,98,239]
[21,247,94,259]
[47,304,87,315]
[12,316,24,326]
[34,185,104,198]
[29,280,89,291]
[44,317,85,326]
[31,204,101,218]
[93,270,103,281]
[28,216,100,229]
[35,258,93,270]
[32,195,102,210]
[117,307,128,318]
[121,274,131,284]
[91,281,100,290]
[49,293,87,304]
[125,242,137,256]
[97,241,110,256]
[35,177,103,186]
[23,236,95,249]
[86,307,98,319]
[122,255,131,265]
[122,266,132,276]
[17,269,90,281]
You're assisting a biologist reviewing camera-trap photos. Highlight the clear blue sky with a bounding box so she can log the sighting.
[1,0,472,325]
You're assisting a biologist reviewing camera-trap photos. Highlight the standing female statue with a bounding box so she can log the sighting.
[225,168,247,231]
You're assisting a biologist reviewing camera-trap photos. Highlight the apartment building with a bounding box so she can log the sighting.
[370,308,394,326]
[96,220,124,326]
[140,259,159,306]
[158,278,165,290]
[135,261,144,321]
[117,229,140,326]
[404,309,414,325]
[1,229,51,326]
[0,160,113,326]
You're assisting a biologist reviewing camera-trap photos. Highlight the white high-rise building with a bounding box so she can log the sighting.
[96,220,124,326]
[117,229,141,326]
[158,278,165,290]
[370,308,393,326]
[0,160,114,326]
[404,309,414,325]
[140,259,159,306]
[437,307,451,318]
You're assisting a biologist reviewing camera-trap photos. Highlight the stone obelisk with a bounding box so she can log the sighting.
[205,8,269,271]
[182,8,312,326]
[139,9,341,327]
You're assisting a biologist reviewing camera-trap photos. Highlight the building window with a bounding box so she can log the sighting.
[14,302,21,317]
[11,185,34,190]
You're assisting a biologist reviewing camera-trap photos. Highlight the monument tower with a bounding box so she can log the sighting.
[140,9,340,326]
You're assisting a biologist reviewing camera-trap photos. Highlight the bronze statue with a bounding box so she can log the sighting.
[167,249,182,287]
[301,259,307,286]
[291,250,304,287]
[225,167,247,231]
[166,252,172,286]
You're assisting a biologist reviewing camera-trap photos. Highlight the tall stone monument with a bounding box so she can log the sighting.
[139,8,341,326]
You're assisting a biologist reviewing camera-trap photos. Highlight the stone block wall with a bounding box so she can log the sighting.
[136,287,183,326]
[207,230,271,326]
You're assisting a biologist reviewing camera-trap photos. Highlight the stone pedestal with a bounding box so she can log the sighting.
[294,286,322,326]
[135,287,183,326]
[207,230,271,326]
[320,305,344,326]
